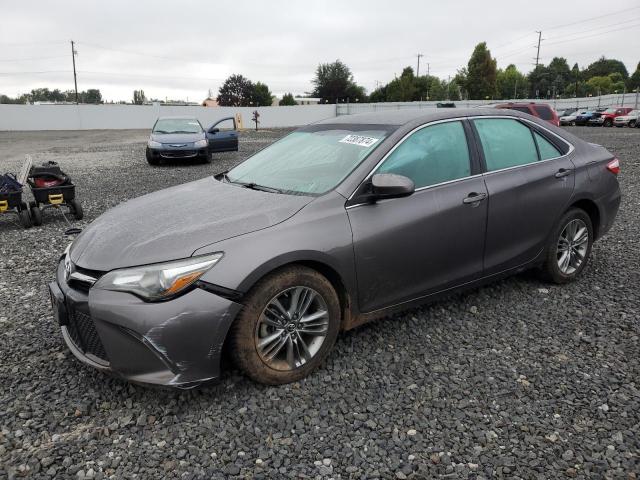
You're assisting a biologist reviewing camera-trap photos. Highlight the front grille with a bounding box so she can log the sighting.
[67,309,109,362]
[161,150,196,158]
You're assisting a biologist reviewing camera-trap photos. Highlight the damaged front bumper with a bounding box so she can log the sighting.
[50,258,243,388]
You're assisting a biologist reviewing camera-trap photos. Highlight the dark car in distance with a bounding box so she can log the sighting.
[574,108,605,126]
[51,108,621,387]
[146,116,239,165]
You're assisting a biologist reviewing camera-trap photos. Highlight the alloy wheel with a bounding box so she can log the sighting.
[556,219,589,275]
[255,286,329,371]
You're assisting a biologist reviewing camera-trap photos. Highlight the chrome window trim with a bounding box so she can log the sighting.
[345,114,575,208]
[346,117,473,204]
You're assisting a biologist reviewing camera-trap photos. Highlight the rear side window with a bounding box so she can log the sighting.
[377,121,471,189]
[474,119,538,171]
[533,105,554,120]
[533,132,561,160]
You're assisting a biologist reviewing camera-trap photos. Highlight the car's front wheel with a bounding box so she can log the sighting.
[229,266,341,385]
[604,118,613,127]
[542,208,593,284]
[629,120,636,128]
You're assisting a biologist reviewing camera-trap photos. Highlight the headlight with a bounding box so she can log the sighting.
[148,140,162,148]
[194,139,208,148]
[94,253,223,301]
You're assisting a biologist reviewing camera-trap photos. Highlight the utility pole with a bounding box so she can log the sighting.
[514,78,518,99]
[416,53,423,77]
[635,87,639,109]
[534,31,542,68]
[70,40,78,104]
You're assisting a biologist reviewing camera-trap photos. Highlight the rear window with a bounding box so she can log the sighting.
[533,105,554,120]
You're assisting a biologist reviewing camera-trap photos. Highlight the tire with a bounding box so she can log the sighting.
[603,119,613,127]
[570,121,576,126]
[30,205,42,226]
[541,208,593,284]
[229,265,341,385]
[629,120,636,128]
[201,151,212,164]
[69,199,83,220]
[146,150,159,166]
[19,206,32,228]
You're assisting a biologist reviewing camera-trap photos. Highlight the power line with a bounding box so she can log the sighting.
[543,5,640,31]
[0,70,70,76]
[0,55,67,63]
[544,21,640,46]
[546,15,640,41]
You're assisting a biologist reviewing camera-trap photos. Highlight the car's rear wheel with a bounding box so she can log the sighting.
[629,120,636,128]
[604,118,613,127]
[542,208,593,284]
[229,266,341,385]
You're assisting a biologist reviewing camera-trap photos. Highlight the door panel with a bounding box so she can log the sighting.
[482,158,575,274]
[206,117,239,152]
[348,177,488,312]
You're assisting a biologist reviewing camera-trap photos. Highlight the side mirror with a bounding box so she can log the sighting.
[209,127,220,134]
[366,173,415,201]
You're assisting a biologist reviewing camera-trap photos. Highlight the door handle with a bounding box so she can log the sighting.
[463,192,487,204]
[555,168,573,178]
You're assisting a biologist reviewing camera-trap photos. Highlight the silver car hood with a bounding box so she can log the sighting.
[70,177,312,271]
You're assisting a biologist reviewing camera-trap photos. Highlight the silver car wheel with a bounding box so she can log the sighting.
[556,219,589,275]
[255,286,329,371]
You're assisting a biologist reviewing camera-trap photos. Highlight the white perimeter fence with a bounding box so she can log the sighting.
[337,92,640,116]
[1,92,639,130]
[0,103,337,131]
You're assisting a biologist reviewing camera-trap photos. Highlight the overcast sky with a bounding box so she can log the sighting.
[1,0,639,102]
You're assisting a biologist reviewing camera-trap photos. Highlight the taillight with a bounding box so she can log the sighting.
[606,158,620,175]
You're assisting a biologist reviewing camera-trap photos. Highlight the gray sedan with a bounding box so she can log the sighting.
[49,108,621,387]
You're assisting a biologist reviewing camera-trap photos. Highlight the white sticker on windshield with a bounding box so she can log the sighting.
[339,134,379,148]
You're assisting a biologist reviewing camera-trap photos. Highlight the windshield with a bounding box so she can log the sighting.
[604,108,617,114]
[629,110,640,116]
[153,118,202,134]
[227,126,392,195]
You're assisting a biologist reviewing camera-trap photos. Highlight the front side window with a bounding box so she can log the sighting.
[474,118,538,171]
[376,121,471,189]
[227,127,391,195]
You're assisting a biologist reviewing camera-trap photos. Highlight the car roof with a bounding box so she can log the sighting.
[156,116,199,120]
[315,107,533,126]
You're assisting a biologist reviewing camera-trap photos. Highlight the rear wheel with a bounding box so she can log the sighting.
[541,209,593,284]
[69,199,83,220]
[603,118,613,127]
[229,266,341,385]
[629,120,636,128]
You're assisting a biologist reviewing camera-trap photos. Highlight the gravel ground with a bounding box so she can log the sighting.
[0,126,639,479]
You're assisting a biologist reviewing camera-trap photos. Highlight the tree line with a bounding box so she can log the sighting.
[2,43,639,105]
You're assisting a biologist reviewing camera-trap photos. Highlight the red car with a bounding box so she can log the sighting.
[587,107,633,127]
[493,102,559,127]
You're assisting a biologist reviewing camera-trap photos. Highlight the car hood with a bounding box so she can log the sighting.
[70,177,312,271]
[150,132,205,144]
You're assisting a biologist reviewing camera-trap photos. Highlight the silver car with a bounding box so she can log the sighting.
[49,109,622,387]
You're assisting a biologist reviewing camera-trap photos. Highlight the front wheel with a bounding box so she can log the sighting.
[603,119,613,127]
[30,205,42,226]
[19,207,32,228]
[541,209,593,284]
[629,120,636,128]
[229,266,341,385]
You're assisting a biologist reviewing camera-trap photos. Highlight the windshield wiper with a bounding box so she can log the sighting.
[241,182,284,194]
[216,171,283,194]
